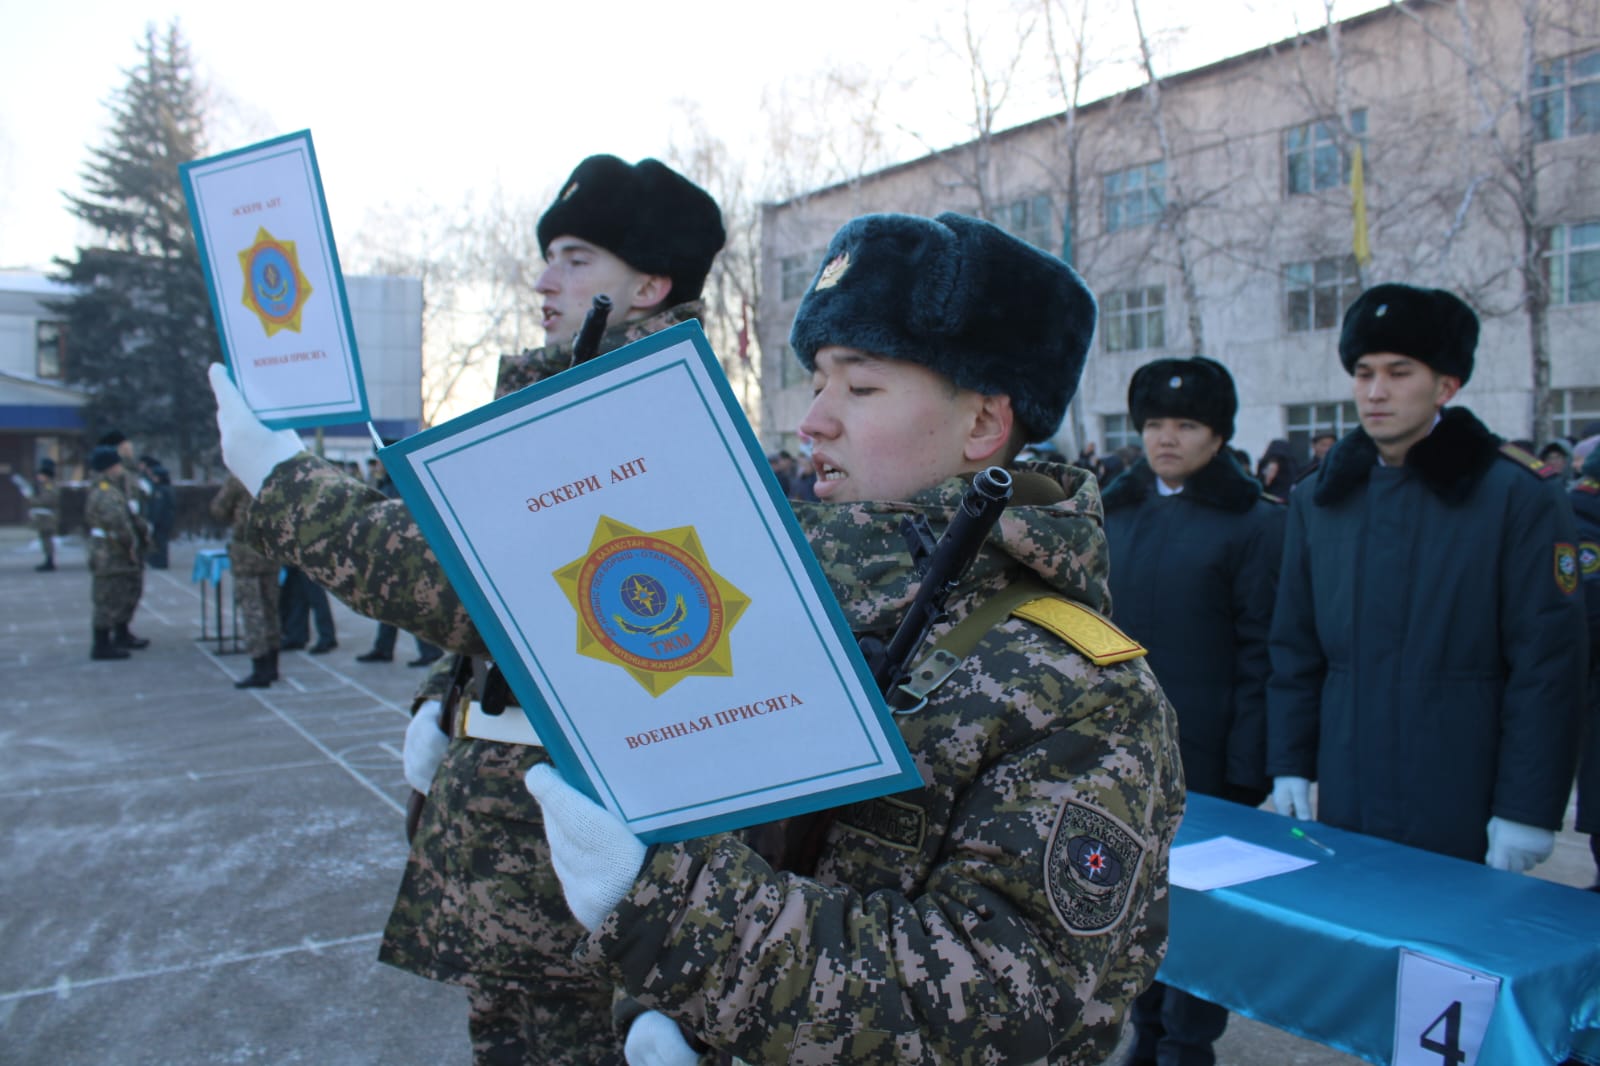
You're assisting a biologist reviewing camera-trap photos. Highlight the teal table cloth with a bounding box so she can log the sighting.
[1160,793,1600,1065]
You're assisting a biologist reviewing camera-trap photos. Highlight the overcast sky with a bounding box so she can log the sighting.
[0,0,1384,273]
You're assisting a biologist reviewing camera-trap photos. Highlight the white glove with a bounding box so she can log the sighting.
[1485,816,1555,872]
[402,700,450,794]
[1272,776,1314,819]
[10,474,33,499]
[208,363,305,496]
[525,763,646,931]
[625,1010,701,1066]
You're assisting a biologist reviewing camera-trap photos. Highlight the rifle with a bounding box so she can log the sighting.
[859,465,1014,710]
[571,294,612,363]
[405,653,475,842]
[758,466,1014,874]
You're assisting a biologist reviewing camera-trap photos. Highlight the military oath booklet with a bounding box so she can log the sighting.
[181,130,371,430]
[382,321,921,843]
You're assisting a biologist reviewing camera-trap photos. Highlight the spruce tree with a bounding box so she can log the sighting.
[51,21,219,477]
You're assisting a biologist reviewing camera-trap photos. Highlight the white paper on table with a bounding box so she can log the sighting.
[1169,835,1318,890]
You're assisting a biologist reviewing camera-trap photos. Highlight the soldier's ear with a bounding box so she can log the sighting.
[964,393,1015,464]
[625,273,673,316]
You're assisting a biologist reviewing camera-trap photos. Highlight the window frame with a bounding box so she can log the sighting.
[1543,220,1600,305]
[1103,161,1166,234]
[1532,48,1600,142]
[1284,255,1361,333]
[1102,285,1167,353]
[1284,109,1368,196]
[35,320,66,379]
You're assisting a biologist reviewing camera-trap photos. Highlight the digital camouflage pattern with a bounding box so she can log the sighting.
[86,475,140,627]
[243,304,705,1065]
[212,476,280,658]
[493,301,703,398]
[243,449,1184,1064]
[578,464,1185,1065]
[30,477,59,535]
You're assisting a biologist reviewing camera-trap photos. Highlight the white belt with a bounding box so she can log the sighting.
[457,701,542,746]
[29,507,54,517]
[90,527,107,538]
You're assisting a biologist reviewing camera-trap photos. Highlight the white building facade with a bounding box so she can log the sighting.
[756,0,1600,467]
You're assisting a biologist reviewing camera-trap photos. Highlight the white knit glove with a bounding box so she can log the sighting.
[525,763,646,931]
[208,363,305,496]
[1272,776,1314,819]
[402,700,450,794]
[625,1010,701,1066]
[1485,816,1555,873]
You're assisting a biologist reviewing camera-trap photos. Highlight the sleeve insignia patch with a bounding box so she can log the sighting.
[835,794,927,853]
[1555,542,1579,595]
[1044,798,1145,936]
[1577,541,1599,579]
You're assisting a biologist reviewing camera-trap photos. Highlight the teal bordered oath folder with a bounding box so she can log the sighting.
[381,321,920,844]
[181,129,370,430]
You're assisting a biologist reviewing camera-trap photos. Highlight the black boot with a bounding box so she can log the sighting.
[234,656,274,688]
[92,628,131,661]
[114,622,149,649]
[265,648,280,682]
[36,559,55,572]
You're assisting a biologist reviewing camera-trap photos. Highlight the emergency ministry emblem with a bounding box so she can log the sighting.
[1045,799,1144,935]
[554,516,750,696]
[1580,541,1600,578]
[1555,542,1579,595]
[238,226,313,336]
[814,252,851,291]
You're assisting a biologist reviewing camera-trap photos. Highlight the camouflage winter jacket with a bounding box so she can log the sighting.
[85,476,139,575]
[211,476,276,577]
[244,449,1185,1063]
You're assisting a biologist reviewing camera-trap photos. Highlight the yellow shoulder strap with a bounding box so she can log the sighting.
[1012,597,1147,665]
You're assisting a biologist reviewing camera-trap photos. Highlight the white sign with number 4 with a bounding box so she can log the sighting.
[1393,950,1502,1066]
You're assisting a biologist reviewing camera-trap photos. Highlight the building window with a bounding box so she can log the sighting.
[998,194,1054,250]
[1285,401,1359,459]
[1532,49,1600,142]
[1102,286,1166,353]
[1285,109,1367,196]
[1104,161,1165,233]
[779,252,823,302]
[778,343,809,389]
[1543,221,1600,304]
[36,320,66,379]
[1552,387,1600,440]
[1284,256,1360,332]
[1102,413,1140,452]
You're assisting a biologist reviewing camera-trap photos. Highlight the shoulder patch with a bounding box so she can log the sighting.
[1556,542,1579,595]
[1012,596,1146,665]
[1499,442,1558,479]
[1579,541,1600,578]
[1044,799,1145,935]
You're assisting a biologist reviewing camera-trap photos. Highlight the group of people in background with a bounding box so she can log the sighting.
[1098,286,1597,1065]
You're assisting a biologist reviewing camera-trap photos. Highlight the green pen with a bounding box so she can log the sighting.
[1291,826,1336,857]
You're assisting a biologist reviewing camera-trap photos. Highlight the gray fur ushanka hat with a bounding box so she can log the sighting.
[787,212,1097,443]
[1338,283,1478,384]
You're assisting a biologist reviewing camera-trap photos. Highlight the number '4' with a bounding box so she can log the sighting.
[1420,1000,1466,1065]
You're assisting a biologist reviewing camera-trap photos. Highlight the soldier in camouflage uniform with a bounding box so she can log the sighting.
[213,154,725,1066]
[85,445,142,661]
[21,458,59,570]
[211,474,281,688]
[214,212,1184,1064]
[99,430,151,647]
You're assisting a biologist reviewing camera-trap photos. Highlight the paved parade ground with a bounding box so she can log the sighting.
[2,529,1591,1065]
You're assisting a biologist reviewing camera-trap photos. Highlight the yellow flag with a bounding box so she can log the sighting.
[1351,143,1372,265]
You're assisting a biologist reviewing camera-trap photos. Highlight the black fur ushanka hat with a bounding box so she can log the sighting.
[537,155,725,308]
[1338,283,1478,384]
[787,212,1096,443]
[1128,356,1238,441]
